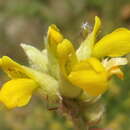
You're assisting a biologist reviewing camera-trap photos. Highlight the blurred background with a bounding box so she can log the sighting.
[0,0,130,129]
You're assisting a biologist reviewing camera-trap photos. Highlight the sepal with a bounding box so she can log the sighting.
[21,43,48,73]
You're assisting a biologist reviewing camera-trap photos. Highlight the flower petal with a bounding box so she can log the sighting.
[57,39,78,75]
[68,70,108,96]
[46,24,64,79]
[93,28,130,58]
[0,78,39,109]
[76,16,101,60]
[68,58,108,96]
[87,57,106,72]
[0,56,30,79]
[57,39,82,98]
[72,57,105,73]
[47,24,64,46]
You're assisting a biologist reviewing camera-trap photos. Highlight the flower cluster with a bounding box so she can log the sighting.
[0,16,129,109]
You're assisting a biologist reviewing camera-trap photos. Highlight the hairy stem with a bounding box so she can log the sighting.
[59,97,89,130]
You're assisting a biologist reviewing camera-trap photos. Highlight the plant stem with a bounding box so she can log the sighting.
[60,97,89,130]
[72,116,89,130]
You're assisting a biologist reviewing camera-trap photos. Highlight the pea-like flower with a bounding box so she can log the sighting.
[0,16,129,109]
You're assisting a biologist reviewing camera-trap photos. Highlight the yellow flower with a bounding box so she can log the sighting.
[0,25,64,109]
[0,56,39,109]
[57,16,129,97]
[68,58,108,96]
[92,28,130,58]
[0,16,130,109]
[0,56,59,109]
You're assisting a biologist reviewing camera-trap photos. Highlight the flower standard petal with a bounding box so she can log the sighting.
[93,28,130,58]
[0,78,39,109]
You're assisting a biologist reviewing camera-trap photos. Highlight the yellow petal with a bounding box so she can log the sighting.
[68,70,108,96]
[93,28,130,58]
[72,60,91,71]
[57,39,81,98]
[87,57,105,72]
[0,56,30,79]
[57,39,78,75]
[47,25,64,79]
[93,16,102,36]
[47,24,63,46]
[0,78,39,109]
[68,57,108,96]
[72,57,105,73]
[76,16,101,60]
